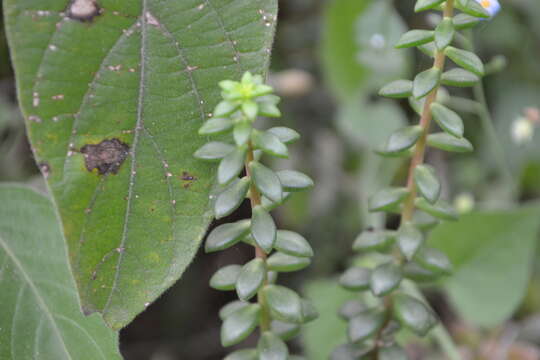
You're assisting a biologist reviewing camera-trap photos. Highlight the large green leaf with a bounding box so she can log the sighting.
[4,0,278,329]
[0,185,121,360]
[429,204,540,327]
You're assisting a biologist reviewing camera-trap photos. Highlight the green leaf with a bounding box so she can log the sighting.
[403,262,440,283]
[236,258,266,301]
[414,164,441,204]
[258,331,289,360]
[418,42,437,58]
[427,132,473,152]
[445,47,485,76]
[382,126,423,154]
[379,80,413,99]
[339,267,372,291]
[393,294,437,336]
[276,170,314,192]
[199,118,234,136]
[301,299,320,323]
[242,101,259,120]
[457,0,491,18]
[194,141,235,161]
[224,349,258,360]
[379,345,409,360]
[431,103,464,138]
[435,18,455,50]
[234,121,253,147]
[275,230,314,258]
[250,162,282,202]
[370,263,403,297]
[215,178,251,219]
[348,310,385,343]
[369,187,410,212]
[395,30,434,49]
[253,131,289,158]
[4,0,278,328]
[251,205,277,253]
[210,264,242,291]
[219,147,247,185]
[415,0,445,12]
[415,198,459,221]
[413,68,441,99]
[263,285,303,323]
[397,223,424,261]
[441,68,480,87]
[205,220,251,253]
[259,102,282,118]
[214,100,240,118]
[267,252,311,272]
[271,321,301,341]
[0,186,121,359]
[415,248,453,275]
[353,230,395,252]
[221,304,261,347]
[453,14,480,30]
[339,300,367,321]
[429,205,540,327]
[220,301,250,320]
[267,127,300,144]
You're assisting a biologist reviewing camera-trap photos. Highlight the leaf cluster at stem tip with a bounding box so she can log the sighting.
[333,0,493,358]
[195,72,316,359]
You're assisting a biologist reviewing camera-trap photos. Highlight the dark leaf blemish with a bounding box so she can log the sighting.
[80,138,129,175]
[181,171,198,188]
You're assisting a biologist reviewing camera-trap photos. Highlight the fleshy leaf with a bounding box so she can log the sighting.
[413,164,441,204]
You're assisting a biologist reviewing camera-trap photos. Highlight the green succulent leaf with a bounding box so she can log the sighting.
[267,127,300,144]
[397,223,425,261]
[453,14,480,30]
[339,300,367,321]
[382,126,423,154]
[236,258,266,301]
[219,147,248,185]
[434,18,455,50]
[251,205,277,253]
[210,264,242,291]
[370,262,403,297]
[274,230,314,258]
[348,310,385,343]
[4,0,278,329]
[205,219,251,253]
[253,131,289,158]
[379,345,409,360]
[0,186,121,359]
[395,30,434,49]
[258,331,289,360]
[431,103,464,138]
[221,304,261,347]
[369,187,410,212]
[224,349,258,360]
[415,248,453,275]
[194,141,235,161]
[418,42,437,58]
[267,252,311,272]
[415,0,445,12]
[214,100,240,118]
[250,162,283,202]
[263,285,303,324]
[301,299,320,323]
[271,321,301,341]
[427,132,473,152]
[379,80,413,99]
[403,262,440,283]
[234,121,253,147]
[219,301,250,321]
[415,198,459,221]
[413,68,441,99]
[414,164,442,204]
[353,230,395,252]
[276,170,314,192]
[199,117,234,136]
[393,294,437,336]
[441,68,480,87]
[215,178,251,219]
[445,47,485,76]
[339,267,372,291]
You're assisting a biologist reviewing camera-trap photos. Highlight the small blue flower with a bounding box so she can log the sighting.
[475,0,501,18]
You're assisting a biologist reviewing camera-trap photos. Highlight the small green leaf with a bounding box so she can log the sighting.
[214,100,240,117]
[457,0,490,18]
[275,230,314,258]
[199,117,234,135]
[194,141,235,161]
[263,285,303,323]
[221,304,261,347]
[267,252,311,272]
[271,321,301,341]
[353,230,395,252]
[413,210,440,231]
[224,349,258,360]
[416,247,453,275]
[276,170,314,192]
[370,262,403,297]
[219,301,249,320]
[251,205,277,253]
[441,68,479,87]
[395,30,434,49]
[427,132,473,152]
[382,126,423,154]
[397,223,424,260]
[242,100,259,120]
[379,345,409,360]
[236,258,266,301]
[435,18,455,50]
[348,310,385,343]
[379,80,413,99]
[403,262,440,283]
[210,264,242,291]
[301,299,320,323]
[445,46,485,76]
[393,294,437,336]
[414,164,441,204]
[431,103,464,138]
[267,127,300,144]
[205,220,251,253]
[418,42,437,58]
[416,198,459,221]
[339,267,372,291]
[453,14,480,30]
[339,300,367,320]
[215,178,250,219]
[415,0,445,12]
[253,131,289,158]
[258,331,289,360]
[259,102,282,118]
[369,187,410,212]
[413,68,441,99]
[218,147,247,185]
[234,121,252,146]
[250,162,283,202]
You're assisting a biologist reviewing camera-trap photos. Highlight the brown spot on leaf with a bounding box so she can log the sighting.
[67,0,101,22]
[80,138,129,175]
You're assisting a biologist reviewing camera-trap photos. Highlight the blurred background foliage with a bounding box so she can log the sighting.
[1,0,540,359]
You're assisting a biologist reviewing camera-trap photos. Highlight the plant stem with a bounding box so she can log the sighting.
[246,140,271,332]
